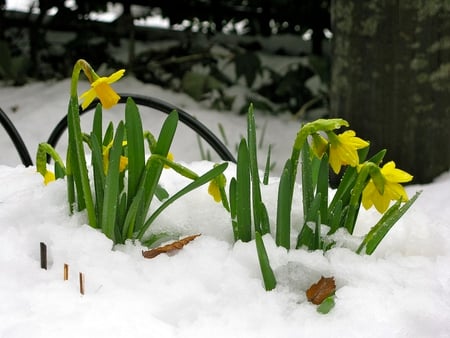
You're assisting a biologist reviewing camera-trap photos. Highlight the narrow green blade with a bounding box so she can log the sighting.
[101,122,125,243]
[276,159,292,249]
[255,232,277,291]
[236,139,252,242]
[125,97,145,206]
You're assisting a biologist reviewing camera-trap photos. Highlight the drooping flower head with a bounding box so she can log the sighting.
[362,161,413,213]
[79,69,125,110]
[327,130,369,174]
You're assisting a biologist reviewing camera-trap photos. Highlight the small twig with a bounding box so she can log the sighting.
[63,264,69,281]
[79,272,85,295]
[40,242,47,270]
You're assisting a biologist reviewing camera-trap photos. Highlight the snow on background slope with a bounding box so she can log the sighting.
[1,77,450,337]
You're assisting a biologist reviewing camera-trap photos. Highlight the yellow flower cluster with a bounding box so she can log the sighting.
[310,128,413,213]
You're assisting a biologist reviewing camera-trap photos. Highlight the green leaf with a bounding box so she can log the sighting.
[125,97,145,207]
[357,191,421,255]
[296,193,322,249]
[90,133,105,225]
[92,104,103,144]
[247,104,266,234]
[328,199,343,234]
[67,95,96,227]
[259,201,271,236]
[229,178,238,241]
[316,153,329,225]
[155,184,169,201]
[236,139,252,242]
[103,122,114,146]
[116,192,128,241]
[134,111,179,233]
[255,232,277,291]
[314,211,322,250]
[276,159,292,249]
[301,141,315,222]
[263,144,272,185]
[151,154,199,180]
[317,296,335,314]
[101,122,125,243]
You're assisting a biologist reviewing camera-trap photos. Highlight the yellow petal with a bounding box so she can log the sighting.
[106,69,125,84]
[119,156,128,172]
[373,192,391,213]
[340,130,369,149]
[328,148,343,174]
[208,180,222,202]
[79,88,97,110]
[362,181,376,210]
[381,161,413,183]
[44,171,55,185]
[94,82,120,109]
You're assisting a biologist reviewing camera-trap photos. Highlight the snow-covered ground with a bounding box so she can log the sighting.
[1,76,450,338]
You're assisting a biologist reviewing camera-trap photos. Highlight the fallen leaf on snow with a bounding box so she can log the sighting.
[142,234,201,259]
[306,276,336,305]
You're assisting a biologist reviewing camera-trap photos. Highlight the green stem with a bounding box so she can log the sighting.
[67,59,97,228]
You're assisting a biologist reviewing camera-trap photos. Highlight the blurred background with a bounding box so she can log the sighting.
[1,0,449,183]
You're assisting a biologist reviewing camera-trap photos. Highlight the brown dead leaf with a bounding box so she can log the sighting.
[306,276,336,305]
[142,234,201,259]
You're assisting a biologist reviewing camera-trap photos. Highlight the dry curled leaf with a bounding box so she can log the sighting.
[142,234,201,259]
[306,276,336,305]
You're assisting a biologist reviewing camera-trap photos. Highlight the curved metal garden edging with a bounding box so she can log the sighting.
[0,106,33,166]
[47,93,236,163]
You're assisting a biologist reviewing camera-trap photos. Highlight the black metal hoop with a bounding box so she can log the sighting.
[47,94,236,163]
[0,106,33,166]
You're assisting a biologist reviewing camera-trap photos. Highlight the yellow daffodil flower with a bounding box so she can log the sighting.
[164,152,174,169]
[208,172,227,203]
[208,180,222,202]
[102,141,128,174]
[362,161,413,213]
[44,170,55,185]
[327,130,369,174]
[79,69,125,110]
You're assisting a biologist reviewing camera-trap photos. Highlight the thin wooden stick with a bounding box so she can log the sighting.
[40,242,47,270]
[63,264,69,281]
[79,272,85,295]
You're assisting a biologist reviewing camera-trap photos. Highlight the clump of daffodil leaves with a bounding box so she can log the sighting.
[207,104,420,304]
[36,59,228,245]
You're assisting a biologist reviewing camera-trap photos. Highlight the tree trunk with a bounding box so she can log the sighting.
[330,1,450,183]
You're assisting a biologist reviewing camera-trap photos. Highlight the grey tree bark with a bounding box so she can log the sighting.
[330,1,450,183]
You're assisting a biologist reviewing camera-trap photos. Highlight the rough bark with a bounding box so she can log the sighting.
[331,0,450,183]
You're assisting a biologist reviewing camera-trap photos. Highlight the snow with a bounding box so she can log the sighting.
[1,77,450,338]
